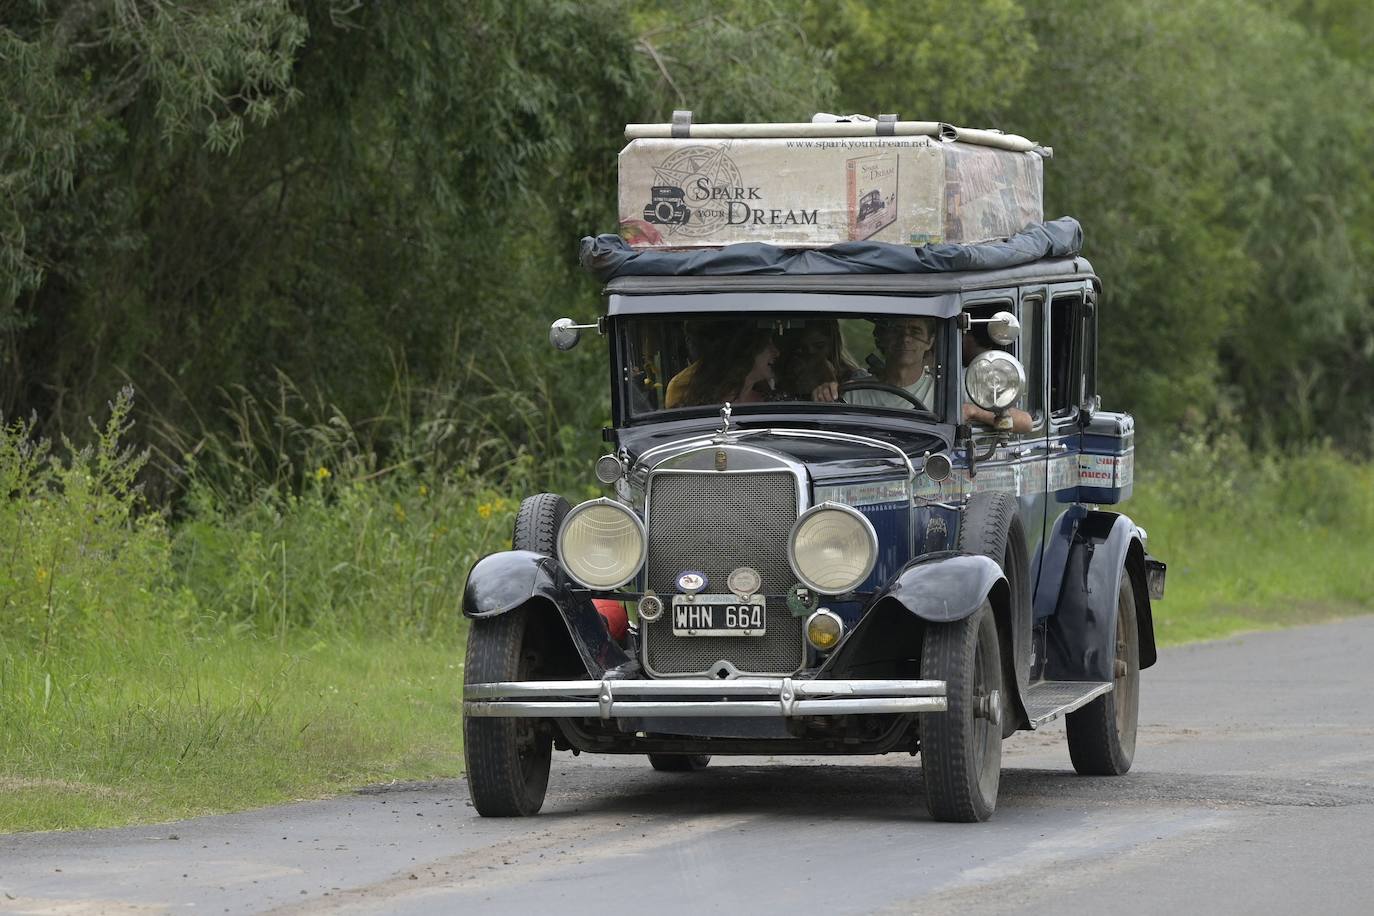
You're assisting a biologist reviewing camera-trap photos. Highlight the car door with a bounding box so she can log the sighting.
[1034,283,1093,623]
[960,289,1048,583]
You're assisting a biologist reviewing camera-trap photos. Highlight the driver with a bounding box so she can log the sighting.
[833,317,936,411]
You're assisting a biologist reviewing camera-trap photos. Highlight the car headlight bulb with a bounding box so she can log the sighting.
[787,502,878,595]
[557,498,647,590]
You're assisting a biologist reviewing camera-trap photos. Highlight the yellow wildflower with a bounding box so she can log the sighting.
[36,567,49,585]
[419,484,429,497]
[477,503,493,520]
[315,466,331,481]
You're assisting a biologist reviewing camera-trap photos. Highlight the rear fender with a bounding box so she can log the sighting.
[1044,511,1158,681]
[462,549,630,677]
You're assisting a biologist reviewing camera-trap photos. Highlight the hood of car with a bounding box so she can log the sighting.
[626,427,945,486]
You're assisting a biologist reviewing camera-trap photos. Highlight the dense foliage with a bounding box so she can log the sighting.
[2,0,1372,470]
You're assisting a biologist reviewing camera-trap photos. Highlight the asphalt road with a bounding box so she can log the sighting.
[5,617,1374,916]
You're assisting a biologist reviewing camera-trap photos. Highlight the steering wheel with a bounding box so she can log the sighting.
[837,379,927,410]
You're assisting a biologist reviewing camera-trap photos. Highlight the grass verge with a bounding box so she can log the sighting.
[0,628,465,832]
[1126,440,1374,644]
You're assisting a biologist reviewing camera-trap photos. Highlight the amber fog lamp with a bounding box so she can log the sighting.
[805,608,844,651]
[787,502,878,595]
[557,498,646,589]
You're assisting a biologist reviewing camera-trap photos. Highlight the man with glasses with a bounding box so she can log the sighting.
[832,316,938,411]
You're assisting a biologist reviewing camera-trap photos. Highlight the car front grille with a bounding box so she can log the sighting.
[642,470,803,676]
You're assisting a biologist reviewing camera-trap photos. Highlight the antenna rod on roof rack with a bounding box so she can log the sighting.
[623,120,1047,155]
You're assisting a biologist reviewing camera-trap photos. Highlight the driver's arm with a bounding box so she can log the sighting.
[963,403,1033,434]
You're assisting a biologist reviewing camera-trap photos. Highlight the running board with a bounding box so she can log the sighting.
[1024,681,1113,728]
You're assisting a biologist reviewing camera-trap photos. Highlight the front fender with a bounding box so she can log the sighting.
[463,549,561,618]
[818,552,1007,679]
[461,549,630,677]
[873,551,1007,623]
[1045,510,1157,681]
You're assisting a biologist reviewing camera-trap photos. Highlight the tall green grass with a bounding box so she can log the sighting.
[1128,432,1374,643]
[0,387,595,831]
[2,391,1372,831]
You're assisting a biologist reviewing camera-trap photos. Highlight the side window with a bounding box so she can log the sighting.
[1084,293,1098,408]
[1049,293,1083,421]
[1019,294,1044,429]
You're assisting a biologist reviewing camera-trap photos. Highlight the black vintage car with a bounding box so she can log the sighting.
[461,221,1166,822]
[857,188,886,222]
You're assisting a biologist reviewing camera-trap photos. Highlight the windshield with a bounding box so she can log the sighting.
[618,313,949,422]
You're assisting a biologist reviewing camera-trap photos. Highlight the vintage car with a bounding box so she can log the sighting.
[461,221,1166,822]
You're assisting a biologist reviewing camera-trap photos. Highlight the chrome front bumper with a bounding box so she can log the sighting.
[463,677,948,719]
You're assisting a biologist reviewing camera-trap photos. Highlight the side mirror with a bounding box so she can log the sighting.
[549,317,597,351]
[987,310,1020,345]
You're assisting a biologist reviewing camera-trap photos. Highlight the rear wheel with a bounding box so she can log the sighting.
[920,602,1004,822]
[1066,573,1140,775]
[463,607,553,816]
[648,754,711,772]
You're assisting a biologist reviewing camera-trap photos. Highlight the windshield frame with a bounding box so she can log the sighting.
[609,293,962,430]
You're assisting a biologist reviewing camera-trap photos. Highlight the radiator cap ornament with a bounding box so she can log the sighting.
[713,401,736,445]
[676,570,708,594]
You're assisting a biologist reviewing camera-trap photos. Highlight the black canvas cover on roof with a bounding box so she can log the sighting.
[580,217,1082,282]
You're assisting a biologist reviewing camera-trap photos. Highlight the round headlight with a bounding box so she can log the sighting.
[788,503,878,595]
[965,350,1026,411]
[557,498,646,589]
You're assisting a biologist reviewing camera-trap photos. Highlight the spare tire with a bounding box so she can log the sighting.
[513,493,570,555]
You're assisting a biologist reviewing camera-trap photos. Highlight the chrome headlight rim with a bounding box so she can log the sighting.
[964,350,1027,411]
[787,501,879,596]
[556,497,647,590]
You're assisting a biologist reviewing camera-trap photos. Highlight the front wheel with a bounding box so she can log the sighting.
[920,602,1004,822]
[1066,573,1140,775]
[463,608,553,816]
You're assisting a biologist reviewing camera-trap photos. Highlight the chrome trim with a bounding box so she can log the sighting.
[555,498,648,590]
[787,502,879,596]
[463,677,949,719]
[466,677,946,698]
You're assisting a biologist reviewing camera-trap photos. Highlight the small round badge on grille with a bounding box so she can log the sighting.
[727,566,762,598]
[637,593,664,621]
[676,570,708,594]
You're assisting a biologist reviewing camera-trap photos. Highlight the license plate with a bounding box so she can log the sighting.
[671,594,766,636]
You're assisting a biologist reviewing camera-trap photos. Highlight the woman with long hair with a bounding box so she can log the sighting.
[671,323,780,407]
